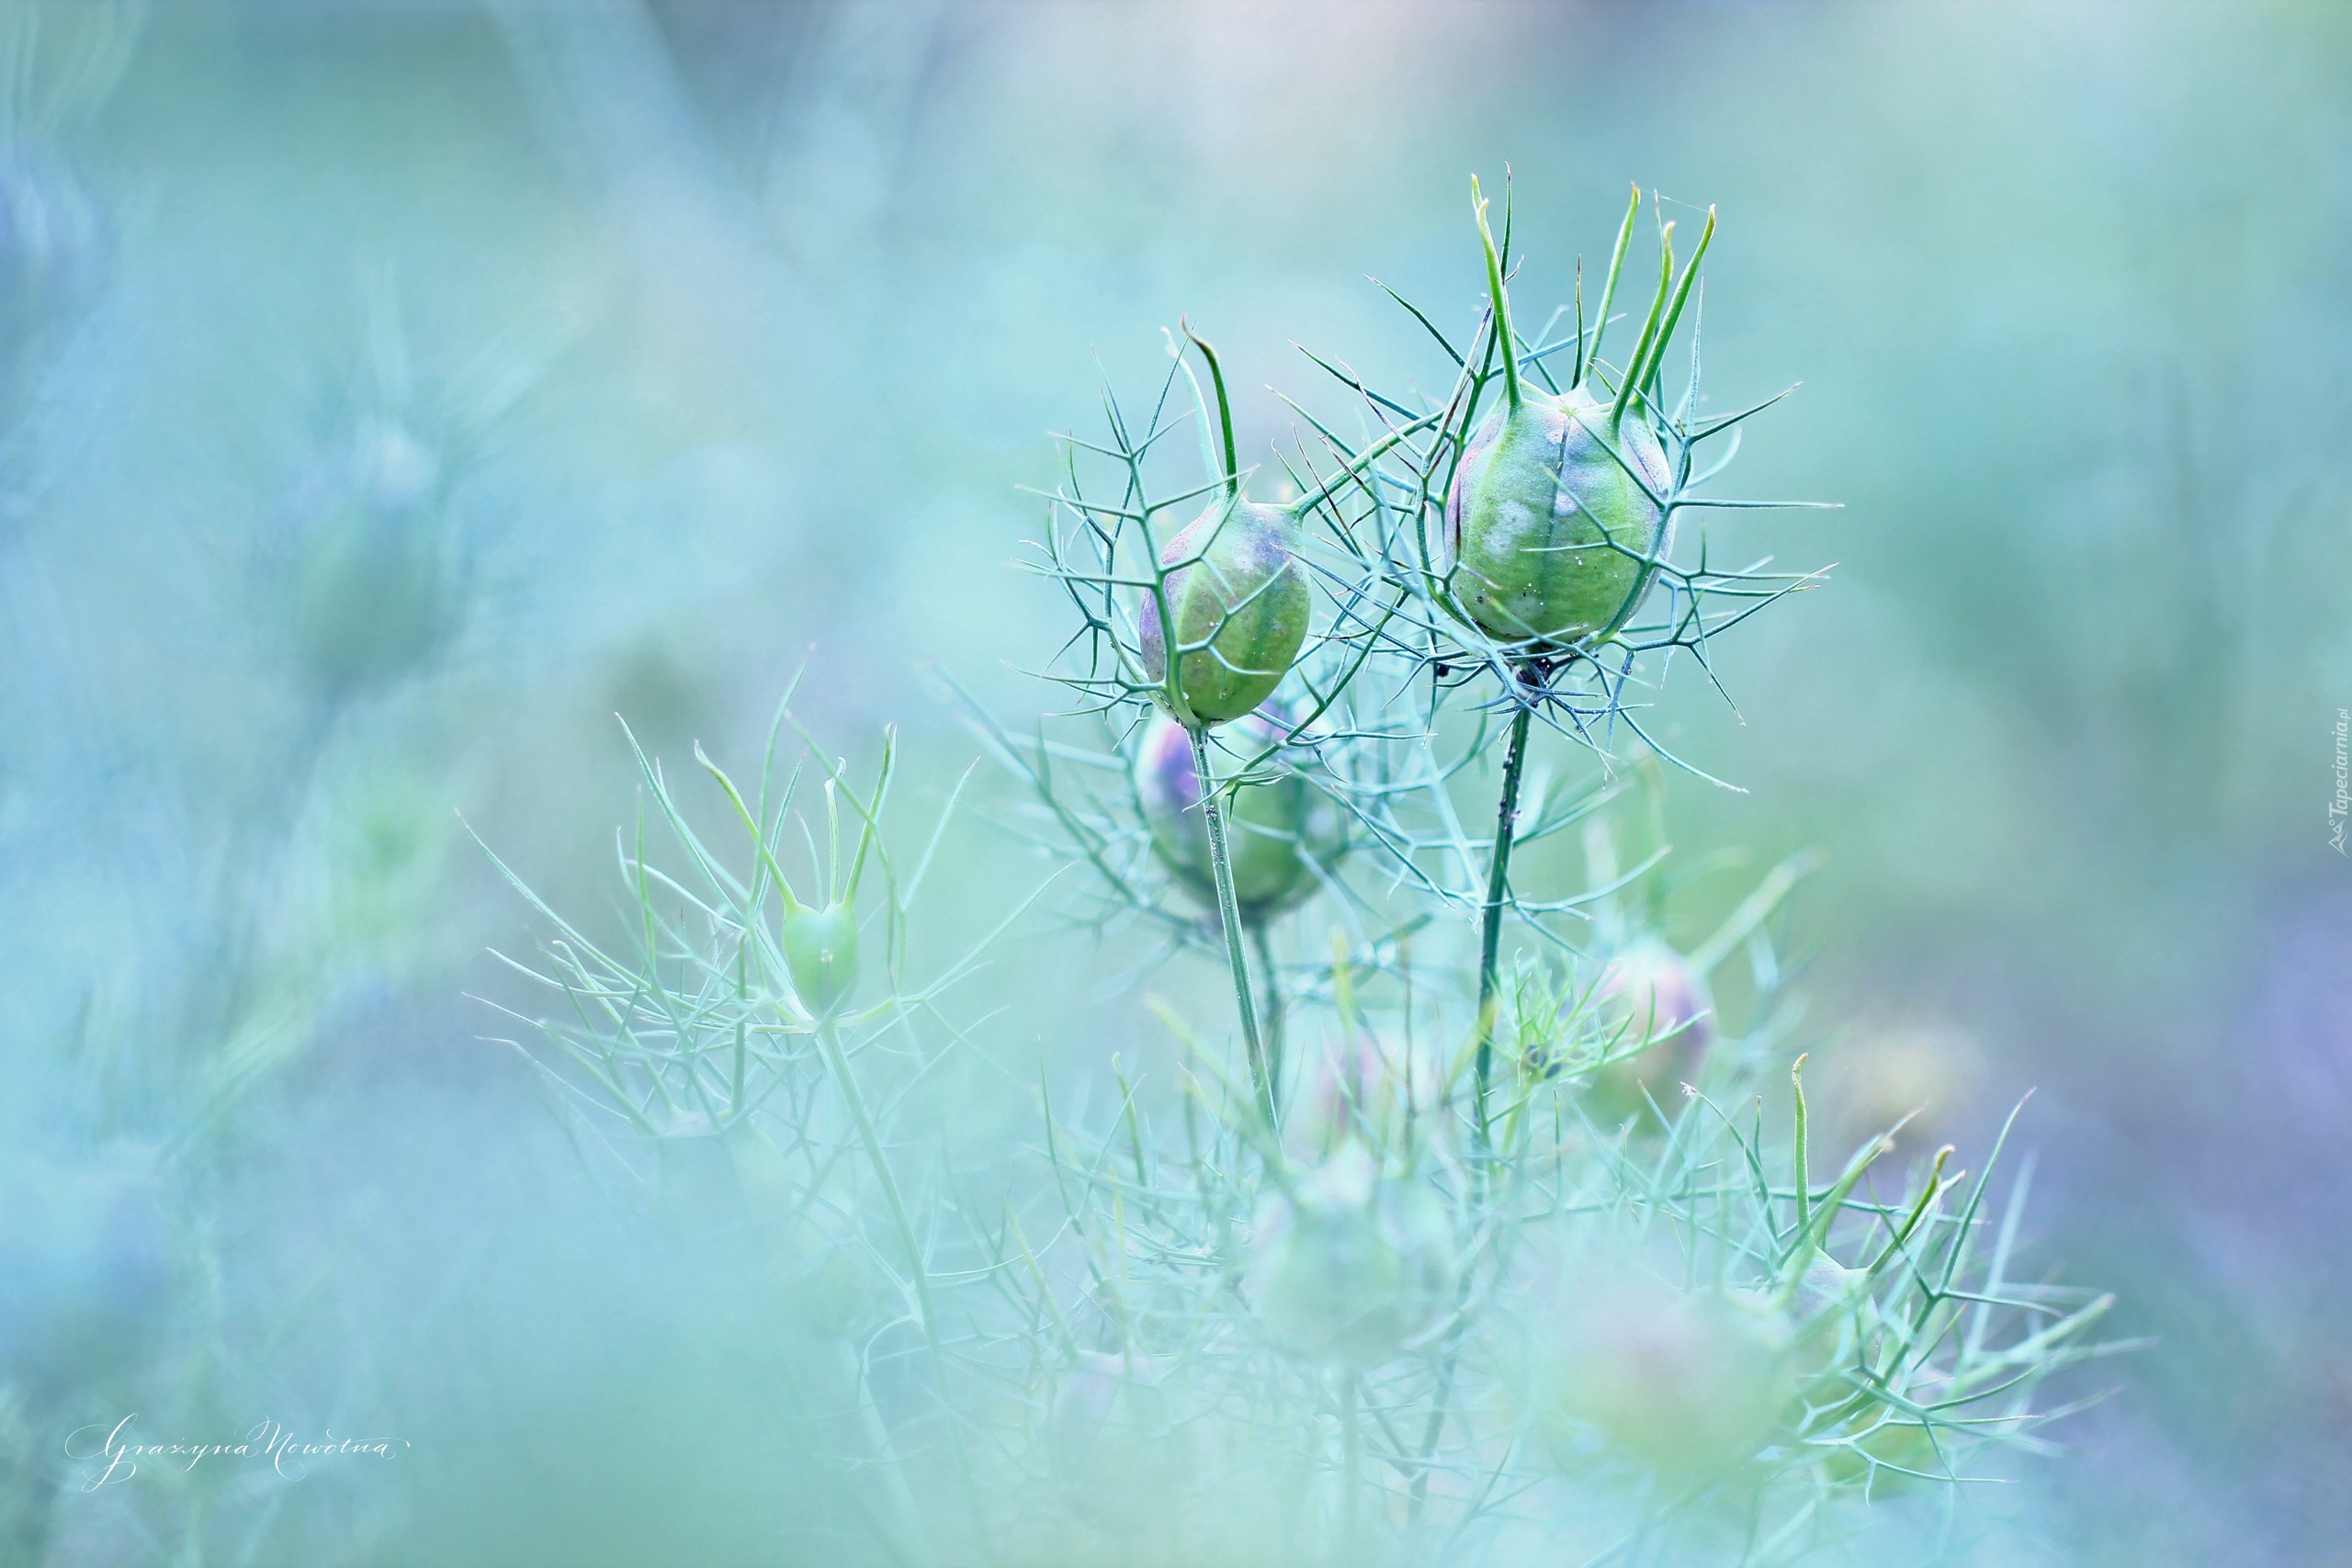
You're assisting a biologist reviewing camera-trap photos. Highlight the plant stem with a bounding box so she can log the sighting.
[1252,918,1285,1114]
[1339,1373,1363,1564]
[1189,725,1274,1127]
[813,1015,982,1552]
[1472,701,1534,1151]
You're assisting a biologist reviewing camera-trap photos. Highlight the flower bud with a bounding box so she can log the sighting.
[1585,938,1713,1124]
[1245,1143,1457,1369]
[1443,385,1671,650]
[1133,707,1345,917]
[782,900,859,1018]
[1533,1273,1793,1481]
[1047,1350,1195,1529]
[1136,498,1309,727]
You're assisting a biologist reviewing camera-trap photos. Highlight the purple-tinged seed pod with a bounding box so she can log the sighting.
[1134,706,1345,918]
[1245,1142,1457,1369]
[1136,496,1310,728]
[1443,382,1671,649]
[1585,937,1714,1125]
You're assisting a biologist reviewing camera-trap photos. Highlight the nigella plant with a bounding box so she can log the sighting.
[491,174,2120,1567]
[984,175,2118,1565]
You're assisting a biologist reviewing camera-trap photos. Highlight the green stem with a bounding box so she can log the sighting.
[1252,918,1285,1118]
[834,1339,929,1566]
[813,1015,981,1551]
[1472,702,1535,1151]
[1190,725,1273,1126]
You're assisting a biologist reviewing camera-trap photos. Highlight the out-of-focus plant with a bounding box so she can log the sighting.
[479,679,1046,1564]
[0,0,137,435]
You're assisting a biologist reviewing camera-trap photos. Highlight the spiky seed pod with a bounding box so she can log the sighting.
[1445,384,1671,649]
[1442,180,1710,652]
[782,901,859,1018]
[1136,496,1310,728]
[1585,937,1714,1123]
[1047,1350,1196,1530]
[1286,1032,1450,1163]
[1134,706,1345,917]
[1533,1275,1794,1481]
[1245,1142,1458,1369]
[286,415,461,700]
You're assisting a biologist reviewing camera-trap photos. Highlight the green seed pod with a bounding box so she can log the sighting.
[1136,496,1310,727]
[1134,707,1345,917]
[1445,384,1670,649]
[1442,180,1710,652]
[1245,1142,1458,1369]
[782,900,859,1018]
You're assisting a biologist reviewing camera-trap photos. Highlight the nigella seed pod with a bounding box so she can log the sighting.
[1586,937,1714,1124]
[782,901,859,1018]
[1134,707,1345,917]
[1442,180,1710,651]
[1245,1142,1458,1369]
[1136,496,1310,728]
[1444,383,1669,649]
[1046,1350,1195,1529]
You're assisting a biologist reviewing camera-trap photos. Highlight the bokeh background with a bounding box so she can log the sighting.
[1,1,2346,1562]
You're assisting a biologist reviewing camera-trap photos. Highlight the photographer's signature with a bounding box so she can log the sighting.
[2331,707,2347,855]
[64,1416,409,1489]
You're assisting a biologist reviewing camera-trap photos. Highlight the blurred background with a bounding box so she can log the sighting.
[0,0,2345,1562]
